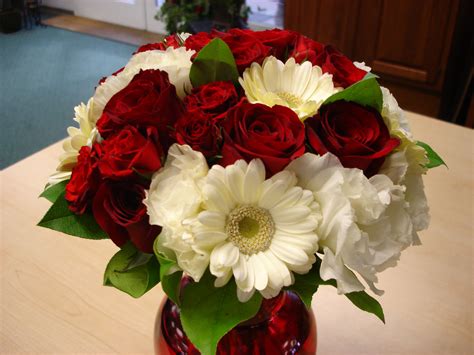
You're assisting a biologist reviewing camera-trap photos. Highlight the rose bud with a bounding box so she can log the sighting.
[220,100,305,175]
[184,81,239,121]
[306,101,400,176]
[98,125,163,179]
[97,69,183,150]
[92,181,161,253]
[175,110,222,158]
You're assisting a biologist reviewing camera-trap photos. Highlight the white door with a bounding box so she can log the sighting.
[145,0,167,33]
[43,0,167,34]
[74,0,148,30]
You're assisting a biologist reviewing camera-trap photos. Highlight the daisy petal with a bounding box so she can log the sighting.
[250,254,268,291]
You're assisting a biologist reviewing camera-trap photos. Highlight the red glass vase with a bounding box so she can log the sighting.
[154,291,317,354]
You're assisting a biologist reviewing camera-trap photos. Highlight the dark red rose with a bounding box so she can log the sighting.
[184,32,213,52]
[220,100,306,175]
[98,125,163,179]
[184,81,239,120]
[316,46,366,88]
[175,110,221,158]
[134,34,181,54]
[306,101,400,176]
[218,29,271,73]
[96,69,183,149]
[253,29,297,59]
[92,181,161,253]
[65,144,102,214]
[290,35,324,64]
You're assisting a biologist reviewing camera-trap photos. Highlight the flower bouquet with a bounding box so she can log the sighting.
[38,29,445,354]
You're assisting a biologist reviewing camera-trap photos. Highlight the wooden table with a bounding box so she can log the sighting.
[1,112,473,354]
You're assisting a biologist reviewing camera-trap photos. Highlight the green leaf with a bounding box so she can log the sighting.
[156,252,182,305]
[103,242,160,298]
[189,38,239,88]
[180,271,262,355]
[162,270,183,305]
[416,141,447,169]
[323,77,383,112]
[363,71,379,80]
[37,192,108,239]
[39,180,69,203]
[154,234,183,305]
[287,272,320,308]
[286,259,336,308]
[345,291,385,323]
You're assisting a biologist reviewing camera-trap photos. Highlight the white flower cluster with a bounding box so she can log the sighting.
[47,40,430,301]
[145,138,428,301]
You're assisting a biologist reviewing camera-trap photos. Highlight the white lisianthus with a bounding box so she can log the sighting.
[144,144,209,281]
[286,153,416,295]
[47,98,100,187]
[92,46,195,121]
[239,56,340,120]
[381,87,411,135]
[379,87,430,239]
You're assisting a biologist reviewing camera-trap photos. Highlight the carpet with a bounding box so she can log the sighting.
[0,26,136,169]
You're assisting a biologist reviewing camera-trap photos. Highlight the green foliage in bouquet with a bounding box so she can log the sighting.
[416,141,447,169]
[287,259,385,323]
[104,242,160,298]
[190,38,239,87]
[323,77,383,112]
[180,271,262,355]
[38,181,108,240]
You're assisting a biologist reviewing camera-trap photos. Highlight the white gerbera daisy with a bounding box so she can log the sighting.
[47,98,99,187]
[91,46,195,121]
[239,56,340,120]
[193,159,320,301]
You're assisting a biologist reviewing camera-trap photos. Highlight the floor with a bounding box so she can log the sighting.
[0,25,136,169]
[43,13,165,47]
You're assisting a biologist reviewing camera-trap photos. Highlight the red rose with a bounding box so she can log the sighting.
[306,101,400,176]
[290,35,324,64]
[98,125,163,179]
[65,144,102,214]
[184,32,213,52]
[220,100,305,175]
[317,46,366,88]
[253,29,297,59]
[184,81,239,120]
[175,110,221,158]
[92,181,161,253]
[134,34,181,54]
[97,69,183,149]
[218,29,271,73]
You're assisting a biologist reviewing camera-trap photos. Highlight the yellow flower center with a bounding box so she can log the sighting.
[276,91,303,108]
[226,205,275,255]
